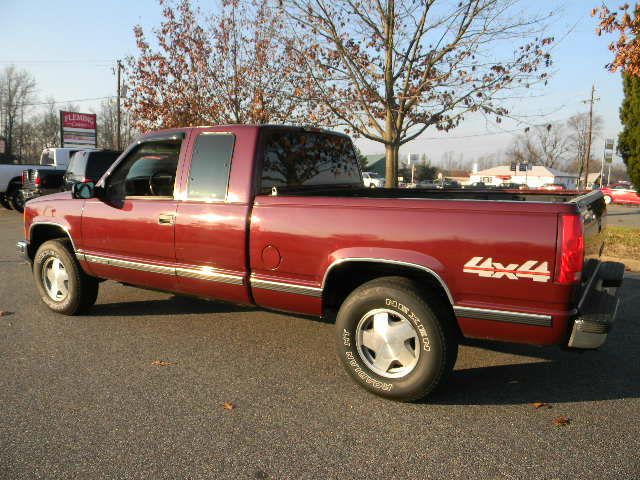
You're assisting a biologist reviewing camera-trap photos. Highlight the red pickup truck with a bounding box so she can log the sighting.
[17,125,624,401]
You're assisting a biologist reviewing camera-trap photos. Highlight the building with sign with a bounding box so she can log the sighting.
[470,165,578,189]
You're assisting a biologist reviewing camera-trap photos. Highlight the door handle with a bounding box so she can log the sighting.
[158,213,176,225]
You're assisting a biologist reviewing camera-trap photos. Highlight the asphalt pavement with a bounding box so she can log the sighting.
[0,208,639,479]
[607,204,640,228]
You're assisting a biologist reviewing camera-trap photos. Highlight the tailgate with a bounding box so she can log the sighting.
[573,190,607,302]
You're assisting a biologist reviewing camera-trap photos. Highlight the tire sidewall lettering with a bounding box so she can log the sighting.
[385,297,431,352]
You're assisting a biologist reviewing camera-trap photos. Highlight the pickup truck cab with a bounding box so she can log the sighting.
[18,125,625,401]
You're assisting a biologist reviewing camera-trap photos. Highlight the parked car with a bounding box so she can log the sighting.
[1,147,91,211]
[496,182,521,189]
[362,171,385,188]
[463,181,492,189]
[440,179,461,189]
[600,184,640,205]
[538,183,565,191]
[414,180,439,189]
[16,147,101,213]
[18,125,623,402]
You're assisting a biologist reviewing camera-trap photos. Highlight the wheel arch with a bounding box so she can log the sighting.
[28,222,76,260]
[322,256,459,335]
[7,176,22,191]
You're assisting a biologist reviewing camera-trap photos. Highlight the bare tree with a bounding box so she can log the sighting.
[96,98,136,150]
[0,65,36,162]
[283,0,554,186]
[507,123,569,168]
[566,112,604,182]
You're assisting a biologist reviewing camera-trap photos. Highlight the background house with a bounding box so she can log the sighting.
[470,165,578,189]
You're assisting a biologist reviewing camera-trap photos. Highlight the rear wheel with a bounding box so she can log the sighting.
[603,195,612,204]
[33,239,99,315]
[8,187,25,213]
[0,194,12,210]
[335,276,457,402]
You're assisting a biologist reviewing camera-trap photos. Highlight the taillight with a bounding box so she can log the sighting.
[35,175,41,186]
[21,171,26,184]
[82,177,93,183]
[555,214,584,284]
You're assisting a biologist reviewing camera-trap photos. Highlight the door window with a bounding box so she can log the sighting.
[187,133,235,201]
[105,140,181,199]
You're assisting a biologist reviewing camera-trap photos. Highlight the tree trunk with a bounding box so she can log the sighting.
[385,143,399,188]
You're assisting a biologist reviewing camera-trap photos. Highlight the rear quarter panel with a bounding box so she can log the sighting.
[250,196,577,344]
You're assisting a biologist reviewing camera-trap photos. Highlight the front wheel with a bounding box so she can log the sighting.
[34,239,99,315]
[335,276,457,402]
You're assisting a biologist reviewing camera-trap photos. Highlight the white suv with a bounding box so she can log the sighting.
[362,171,385,188]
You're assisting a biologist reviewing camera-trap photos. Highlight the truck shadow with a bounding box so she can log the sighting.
[429,275,640,405]
[89,295,257,317]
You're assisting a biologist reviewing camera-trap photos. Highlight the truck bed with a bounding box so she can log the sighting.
[269,185,592,204]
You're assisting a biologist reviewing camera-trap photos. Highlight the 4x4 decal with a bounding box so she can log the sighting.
[463,257,551,283]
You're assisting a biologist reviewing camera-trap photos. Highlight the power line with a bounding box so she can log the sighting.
[0,59,115,65]
[4,96,115,107]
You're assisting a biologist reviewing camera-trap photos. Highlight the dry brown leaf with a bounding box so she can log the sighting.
[533,402,552,409]
[151,359,176,367]
[223,401,236,411]
[553,416,570,426]
[0,311,13,317]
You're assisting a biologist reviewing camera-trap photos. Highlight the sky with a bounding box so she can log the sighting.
[0,0,627,168]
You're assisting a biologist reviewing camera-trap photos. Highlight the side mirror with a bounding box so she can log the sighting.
[72,182,95,199]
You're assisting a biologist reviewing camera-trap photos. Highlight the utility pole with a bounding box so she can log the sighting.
[581,85,599,190]
[116,60,123,151]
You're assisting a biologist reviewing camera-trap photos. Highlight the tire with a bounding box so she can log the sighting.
[335,276,457,402]
[8,187,24,213]
[33,239,99,315]
[0,194,13,210]
[369,184,376,188]
[603,195,612,205]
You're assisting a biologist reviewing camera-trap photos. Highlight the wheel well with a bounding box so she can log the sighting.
[28,225,72,260]
[323,261,459,333]
[8,176,22,191]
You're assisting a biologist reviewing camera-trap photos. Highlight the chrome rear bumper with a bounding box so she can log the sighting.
[16,240,30,263]
[568,261,625,349]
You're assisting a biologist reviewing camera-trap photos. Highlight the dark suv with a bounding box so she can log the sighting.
[63,150,121,190]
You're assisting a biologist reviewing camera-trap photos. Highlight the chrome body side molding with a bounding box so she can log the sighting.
[77,252,244,285]
[250,277,323,298]
[322,257,454,305]
[175,267,244,285]
[453,306,552,327]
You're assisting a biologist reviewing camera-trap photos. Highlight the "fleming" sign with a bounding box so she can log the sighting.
[60,111,97,148]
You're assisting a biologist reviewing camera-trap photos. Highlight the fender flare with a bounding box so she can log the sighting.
[321,248,454,305]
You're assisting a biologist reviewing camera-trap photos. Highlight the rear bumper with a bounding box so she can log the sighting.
[16,240,30,263]
[567,261,625,349]
[20,189,41,201]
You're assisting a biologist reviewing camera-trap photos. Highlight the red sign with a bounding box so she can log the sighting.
[61,111,96,130]
[60,111,97,148]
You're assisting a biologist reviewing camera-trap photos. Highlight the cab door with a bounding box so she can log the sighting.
[79,134,187,292]
[173,130,252,304]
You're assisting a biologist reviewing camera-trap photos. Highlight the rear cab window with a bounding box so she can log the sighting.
[259,129,362,193]
[186,133,235,201]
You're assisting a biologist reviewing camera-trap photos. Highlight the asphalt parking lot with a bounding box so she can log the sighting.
[0,208,639,479]
[607,204,640,228]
